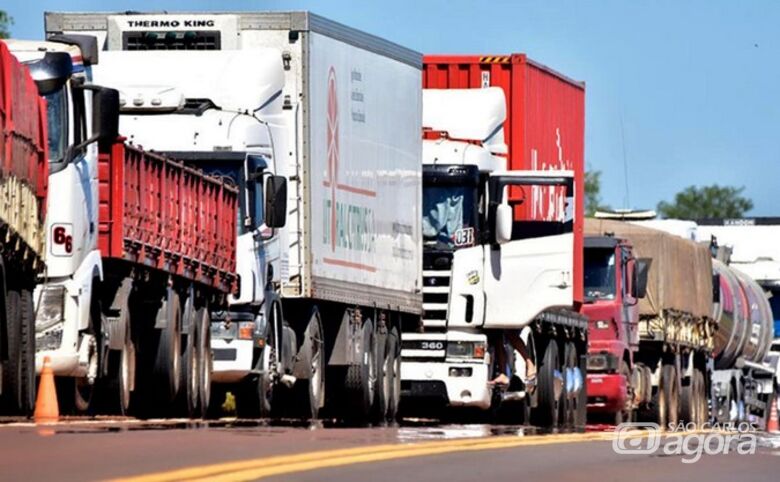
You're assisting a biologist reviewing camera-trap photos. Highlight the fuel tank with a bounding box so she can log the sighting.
[712,260,774,369]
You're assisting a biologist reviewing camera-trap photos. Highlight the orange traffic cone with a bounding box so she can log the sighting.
[34,356,59,424]
[767,395,779,433]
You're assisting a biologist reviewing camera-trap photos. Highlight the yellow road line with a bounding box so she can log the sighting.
[110,430,646,482]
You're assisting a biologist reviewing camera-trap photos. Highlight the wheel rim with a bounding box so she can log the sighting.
[367,334,376,403]
[310,329,322,404]
[382,355,391,412]
[201,322,212,412]
[393,351,401,411]
[121,342,133,410]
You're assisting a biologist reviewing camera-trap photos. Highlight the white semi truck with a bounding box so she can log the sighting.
[46,11,423,421]
[8,35,244,418]
[401,88,587,427]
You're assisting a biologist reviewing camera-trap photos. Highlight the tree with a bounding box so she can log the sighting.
[585,169,609,216]
[656,185,753,220]
[0,11,12,39]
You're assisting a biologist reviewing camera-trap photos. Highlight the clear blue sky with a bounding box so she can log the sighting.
[5,0,779,214]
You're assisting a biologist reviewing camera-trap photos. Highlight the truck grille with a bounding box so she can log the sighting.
[123,31,221,50]
[422,269,450,329]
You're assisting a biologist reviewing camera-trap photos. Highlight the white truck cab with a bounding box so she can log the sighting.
[8,38,102,375]
[402,88,580,416]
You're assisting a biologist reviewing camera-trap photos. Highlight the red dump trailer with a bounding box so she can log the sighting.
[97,141,237,292]
[71,137,239,416]
[0,40,48,415]
[423,54,585,304]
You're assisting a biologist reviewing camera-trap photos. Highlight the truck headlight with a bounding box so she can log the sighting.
[211,321,238,340]
[586,352,619,373]
[447,341,486,359]
[36,328,63,351]
[36,286,65,332]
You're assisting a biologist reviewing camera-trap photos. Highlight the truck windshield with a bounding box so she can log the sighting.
[584,248,617,301]
[195,162,248,235]
[44,87,68,163]
[768,288,780,338]
[422,185,477,249]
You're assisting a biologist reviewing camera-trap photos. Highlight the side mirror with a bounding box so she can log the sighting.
[495,204,513,244]
[264,175,287,228]
[634,258,651,299]
[92,87,120,142]
[28,51,72,96]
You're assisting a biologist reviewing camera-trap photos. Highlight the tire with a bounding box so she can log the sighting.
[99,319,134,416]
[344,319,376,421]
[207,384,227,419]
[680,377,694,425]
[560,342,577,428]
[532,339,560,428]
[614,361,631,426]
[19,290,35,414]
[662,364,679,429]
[372,329,388,422]
[196,307,212,419]
[176,296,198,418]
[695,370,708,426]
[292,309,325,420]
[153,289,181,405]
[236,306,279,419]
[1,289,23,413]
[385,328,401,422]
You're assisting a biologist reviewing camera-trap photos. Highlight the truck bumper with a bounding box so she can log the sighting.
[587,373,626,413]
[35,350,80,376]
[211,338,254,384]
[401,361,490,409]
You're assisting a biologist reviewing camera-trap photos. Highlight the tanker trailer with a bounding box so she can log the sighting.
[711,260,776,428]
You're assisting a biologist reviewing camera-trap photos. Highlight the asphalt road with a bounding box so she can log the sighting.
[0,419,778,481]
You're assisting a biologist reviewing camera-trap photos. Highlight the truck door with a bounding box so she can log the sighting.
[622,248,640,350]
[482,173,575,329]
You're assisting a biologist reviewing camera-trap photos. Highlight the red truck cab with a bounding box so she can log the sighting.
[583,235,648,423]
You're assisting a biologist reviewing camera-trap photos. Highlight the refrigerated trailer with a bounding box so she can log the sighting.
[402,55,587,428]
[46,11,422,421]
[8,36,241,416]
[0,40,48,415]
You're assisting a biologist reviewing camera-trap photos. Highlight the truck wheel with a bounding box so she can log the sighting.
[372,328,388,422]
[344,319,376,421]
[695,370,707,426]
[560,342,577,427]
[154,289,181,406]
[1,289,23,413]
[680,376,695,425]
[614,361,631,426]
[196,307,212,419]
[176,296,198,418]
[292,309,325,420]
[532,339,560,428]
[237,309,280,420]
[99,318,135,415]
[662,364,679,428]
[385,327,401,421]
[19,289,36,414]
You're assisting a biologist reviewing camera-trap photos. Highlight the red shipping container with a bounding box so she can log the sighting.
[97,140,238,293]
[423,54,585,305]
